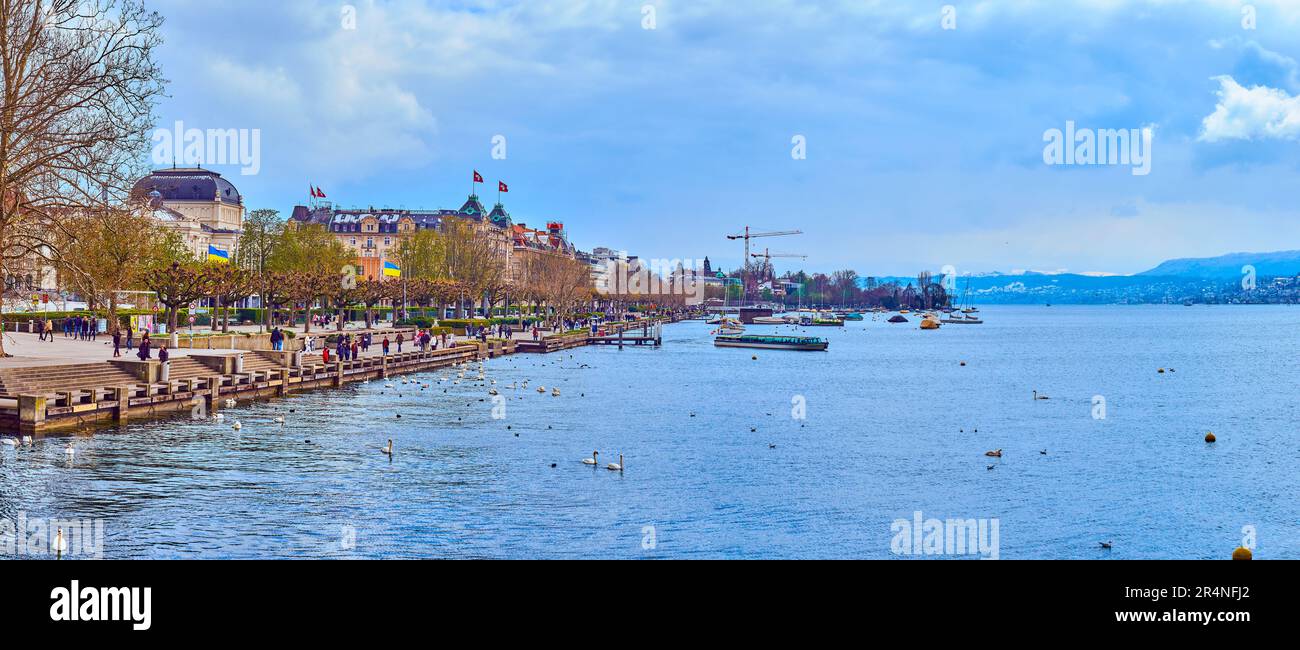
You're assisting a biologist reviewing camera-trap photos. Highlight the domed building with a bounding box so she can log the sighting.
[131,167,244,260]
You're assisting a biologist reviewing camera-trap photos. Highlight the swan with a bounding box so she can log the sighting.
[273,416,285,424]
[488,389,499,396]
[384,383,395,388]
[213,413,225,421]
[537,386,546,393]
[606,454,623,472]
[65,444,75,457]
[53,528,68,554]
[985,449,1002,457]
[225,398,236,408]
[552,388,561,396]
[582,451,599,465]
[1032,390,1050,400]
[2,438,16,446]
[380,439,393,456]
[232,420,242,430]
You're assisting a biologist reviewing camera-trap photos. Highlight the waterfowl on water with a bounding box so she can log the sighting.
[606,454,623,472]
[1099,541,1113,549]
[1032,390,1050,400]
[1,438,15,446]
[380,440,393,456]
[985,449,1002,457]
[65,444,75,457]
[273,416,285,424]
[232,421,242,430]
[582,451,599,465]
[53,528,67,554]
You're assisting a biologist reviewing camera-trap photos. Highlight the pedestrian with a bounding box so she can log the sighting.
[396,332,404,352]
[137,336,151,361]
[125,322,134,350]
[112,328,122,357]
[382,337,390,355]
[351,339,359,359]
[158,345,169,379]
[43,317,53,342]
[322,347,330,364]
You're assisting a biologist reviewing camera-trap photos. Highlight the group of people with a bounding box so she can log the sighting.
[34,315,103,342]
[318,328,456,365]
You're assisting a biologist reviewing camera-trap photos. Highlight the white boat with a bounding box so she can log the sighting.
[751,316,787,325]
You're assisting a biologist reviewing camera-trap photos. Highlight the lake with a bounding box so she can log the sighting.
[2,305,1296,558]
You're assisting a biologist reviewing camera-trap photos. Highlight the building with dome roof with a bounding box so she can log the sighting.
[131,167,244,260]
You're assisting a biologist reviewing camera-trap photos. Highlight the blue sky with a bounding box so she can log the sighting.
[150,0,1300,276]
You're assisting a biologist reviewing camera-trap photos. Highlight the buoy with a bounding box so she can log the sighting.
[960,361,966,366]
[1233,546,1252,560]
[1205,432,1216,443]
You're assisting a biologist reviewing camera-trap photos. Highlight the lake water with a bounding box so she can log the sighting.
[2,305,1297,559]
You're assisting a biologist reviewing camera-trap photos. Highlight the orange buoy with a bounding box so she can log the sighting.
[1205,432,1216,443]
[1233,546,1252,560]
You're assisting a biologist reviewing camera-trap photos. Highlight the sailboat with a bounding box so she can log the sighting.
[943,275,984,324]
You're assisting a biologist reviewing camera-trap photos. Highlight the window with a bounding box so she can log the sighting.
[384,237,391,246]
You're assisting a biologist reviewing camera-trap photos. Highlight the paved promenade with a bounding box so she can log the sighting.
[1,320,564,368]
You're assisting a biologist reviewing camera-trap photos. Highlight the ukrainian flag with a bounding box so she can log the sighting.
[382,261,401,278]
[208,244,230,264]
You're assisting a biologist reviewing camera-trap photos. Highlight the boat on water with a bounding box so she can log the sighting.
[711,317,745,334]
[839,312,864,321]
[751,316,787,325]
[941,315,984,324]
[714,334,829,351]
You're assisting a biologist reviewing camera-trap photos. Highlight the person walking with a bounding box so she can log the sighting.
[322,346,330,364]
[137,336,151,361]
[382,336,390,356]
[43,318,53,342]
[112,328,122,357]
[396,332,404,353]
[125,322,134,350]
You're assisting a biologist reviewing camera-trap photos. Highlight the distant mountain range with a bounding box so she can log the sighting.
[1136,250,1300,279]
[852,250,1300,304]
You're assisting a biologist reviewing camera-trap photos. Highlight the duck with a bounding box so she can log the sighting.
[552,388,561,397]
[488,389,499,396]
[606,454,623,472]
[537,387,546,393]
[582,451,599,466]
[984,449,1002,457]
[232,420,242,430]
[1099,541,1113,549]
[1032,390,1050,400]
[380,439,393,456]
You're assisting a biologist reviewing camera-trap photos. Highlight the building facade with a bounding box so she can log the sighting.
[131,167,244,260]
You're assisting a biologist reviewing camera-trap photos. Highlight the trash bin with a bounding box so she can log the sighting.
[234,353,244,374]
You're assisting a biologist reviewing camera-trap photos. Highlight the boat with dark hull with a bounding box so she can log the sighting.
[714,334,829,351]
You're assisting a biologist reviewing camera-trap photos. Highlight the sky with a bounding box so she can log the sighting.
[148,0,1300,276]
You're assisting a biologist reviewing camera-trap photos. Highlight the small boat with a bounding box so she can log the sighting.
[714,334,829,351]
[751,316,787,325]
[711,318,745,335]
[941,316,983,324]
[887,315,909,323]
[839,313,864,321]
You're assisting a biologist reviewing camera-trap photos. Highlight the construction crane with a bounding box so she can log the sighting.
[750,248,807,294]
[726,227,802,262]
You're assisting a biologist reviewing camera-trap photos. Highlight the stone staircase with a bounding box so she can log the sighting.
[0,363,141,398]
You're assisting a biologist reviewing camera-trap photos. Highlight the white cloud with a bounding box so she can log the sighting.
[1199,76,1300,142]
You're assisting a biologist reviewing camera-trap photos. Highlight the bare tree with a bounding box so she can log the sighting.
[0,0,165,355]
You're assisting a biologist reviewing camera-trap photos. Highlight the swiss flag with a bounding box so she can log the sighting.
[473,170,484,184]
[498,181,508,193]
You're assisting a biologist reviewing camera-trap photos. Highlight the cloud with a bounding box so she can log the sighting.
[1199,76,1300,142]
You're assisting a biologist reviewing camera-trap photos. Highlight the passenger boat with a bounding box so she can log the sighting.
[714,334,829,351]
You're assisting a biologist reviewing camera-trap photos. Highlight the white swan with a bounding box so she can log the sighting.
[224,398,236,408]
[380,439,393,456]
[232,420,242,430]
[65,444,75,457]
[213,413,224,421]
[53,527,68,553]
[273,416,285,424]
[2,438,16,446]
[606,454,623,472]
[582,451,599,465]
[22,435,33,445]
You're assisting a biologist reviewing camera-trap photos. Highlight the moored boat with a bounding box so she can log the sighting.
[714,334,829,351]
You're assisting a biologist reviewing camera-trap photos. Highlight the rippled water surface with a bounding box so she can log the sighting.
[3,305,1298,558]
